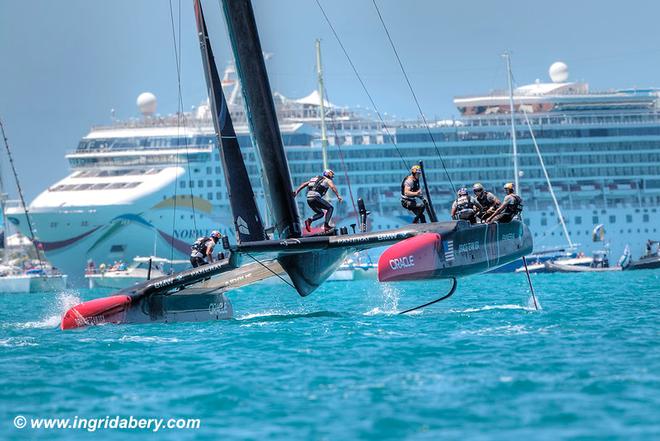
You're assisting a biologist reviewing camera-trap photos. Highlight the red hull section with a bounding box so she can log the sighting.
[378,233,441,282]
[61,295,131,330]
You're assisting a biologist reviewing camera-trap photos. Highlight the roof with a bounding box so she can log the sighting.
[294,90,334,108]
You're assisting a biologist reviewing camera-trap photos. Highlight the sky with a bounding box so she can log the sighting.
[1,0,659,200]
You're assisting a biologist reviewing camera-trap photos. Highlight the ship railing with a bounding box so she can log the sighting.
[65,145,213,155]
[460,110,660,128]
[3,199,25,211]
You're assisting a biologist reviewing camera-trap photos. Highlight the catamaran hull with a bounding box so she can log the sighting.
[624,255,660,270]
[60,257,287,330]
[377,221,533,282]
[60,291,232,329]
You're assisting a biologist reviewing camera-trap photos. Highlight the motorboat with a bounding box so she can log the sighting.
[85,256,188,290]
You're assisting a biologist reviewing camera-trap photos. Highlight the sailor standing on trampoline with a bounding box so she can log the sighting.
[294,169,343,233]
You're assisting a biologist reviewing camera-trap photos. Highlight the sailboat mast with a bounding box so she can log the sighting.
[504,52,520,195]
[521,111,574,248]
[316,39,329,171]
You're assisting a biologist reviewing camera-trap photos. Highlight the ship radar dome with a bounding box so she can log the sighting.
[137,92,157,116]
[549,61,568,83]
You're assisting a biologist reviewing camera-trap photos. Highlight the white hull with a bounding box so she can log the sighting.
[0,274,67,293]
[327,264,377,281]
[0,275,31,293]
[87,274,150,290]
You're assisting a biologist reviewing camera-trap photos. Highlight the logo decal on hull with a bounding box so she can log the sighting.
[457,241,480,254]
[443,240,454,261]
[389,255,415,270]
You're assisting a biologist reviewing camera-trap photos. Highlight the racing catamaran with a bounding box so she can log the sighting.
[60,0,532,330]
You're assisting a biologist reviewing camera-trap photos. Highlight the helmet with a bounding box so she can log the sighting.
[457,187,468,196]
[210,230,221,239]
[503,182,515,191]
[411,165,422,175]
[323,169,335,178]
[473,183,484,192]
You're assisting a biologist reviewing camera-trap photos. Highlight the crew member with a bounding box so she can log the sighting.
[190,230,222,267]
[451,187,483,224]
[472,182,500,222]
[486,183,523,223]
[293,169,343,232]
[401,165,427,224]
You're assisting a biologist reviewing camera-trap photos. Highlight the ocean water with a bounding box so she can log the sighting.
[1,271,659,440]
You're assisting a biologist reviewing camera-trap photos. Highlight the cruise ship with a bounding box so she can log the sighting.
[6,62,660,284]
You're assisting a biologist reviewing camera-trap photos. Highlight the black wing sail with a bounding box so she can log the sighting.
[220,0,301,240]
[194,0,266,243]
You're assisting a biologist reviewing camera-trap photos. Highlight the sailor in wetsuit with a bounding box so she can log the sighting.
[451,187,483,224]
[293,169,343,232]
[401,165,427,223]
[486,182,523,223]
[190,230,221,267]
[472,182,500,222]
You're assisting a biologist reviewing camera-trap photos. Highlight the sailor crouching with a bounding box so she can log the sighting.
[451,187,483,224]
[486,182,523,224]
[401,165,427,224]
[293,169,343,233]
[190,230,222,267]
[472,182,500,223]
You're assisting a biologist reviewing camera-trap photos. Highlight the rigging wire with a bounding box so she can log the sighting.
[322,87,359,226]
[371,0,456,195]
[168,0,198,267]
[244,252,295,289]
[0,118,47,272]
[167,0,182,265]
[314,0,410,171]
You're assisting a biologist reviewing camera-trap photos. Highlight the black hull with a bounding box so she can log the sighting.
[378,220,533,281]
[625,256,660,270]
[124,291,233,324]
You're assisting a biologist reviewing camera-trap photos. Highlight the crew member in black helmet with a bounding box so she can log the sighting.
[486,182,523,223]
[472,182,500,222]
[293,169,343,232]
[400,165,427,223]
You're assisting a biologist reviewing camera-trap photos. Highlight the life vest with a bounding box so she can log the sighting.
[307,176,329,196]
[191,236,211,254]
[455,195,473,212]
[503,194,523,216]
[401,176,420,200]
[477,191,498,210]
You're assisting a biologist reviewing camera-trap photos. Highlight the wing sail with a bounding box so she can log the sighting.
[194,0,266,242]
[220,0,301,240]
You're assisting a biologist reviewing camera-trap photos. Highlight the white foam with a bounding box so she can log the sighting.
[450,304,532,314]
[236,310,290,320]
[364,307,394,316]
[118,336,180,343]
[0,337,38,347]
[458,324,529,336]
[11,291,82,329]
[526,294,542,310]
[367,283,399,315]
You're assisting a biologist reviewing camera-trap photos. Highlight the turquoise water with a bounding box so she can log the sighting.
[1,271,659,440]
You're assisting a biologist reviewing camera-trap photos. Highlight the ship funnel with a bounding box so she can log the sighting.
[137,92,157,116]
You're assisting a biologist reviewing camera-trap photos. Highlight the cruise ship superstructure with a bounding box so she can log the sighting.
[6,63,660,283]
